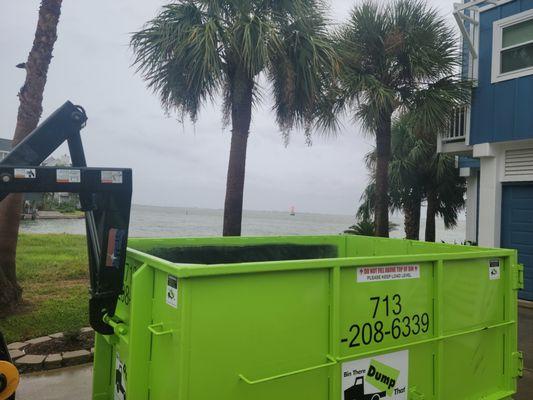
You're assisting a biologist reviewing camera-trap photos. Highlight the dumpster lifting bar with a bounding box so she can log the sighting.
[0,101,132,335]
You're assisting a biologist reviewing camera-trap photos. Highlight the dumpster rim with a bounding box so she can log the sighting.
[126,243,516,279]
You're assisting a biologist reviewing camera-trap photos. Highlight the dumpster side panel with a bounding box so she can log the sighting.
[339,262,435,355]
[344,235,411,257]
[97,236,521,400]
[441,330,506,399]
[181,268,331,400]
[125,264,154,399]
[441,258,506,333]
[344,235,484,258]
[335,255,518,400]
[93,260,154,400]
[439,256,519,399]
[148,267,185,400]
[92,333,113,400]
[338,261,435,399]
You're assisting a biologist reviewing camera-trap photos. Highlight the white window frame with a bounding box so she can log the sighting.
[492,9,533,83]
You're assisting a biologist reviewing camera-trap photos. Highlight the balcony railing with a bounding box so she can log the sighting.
[443,106,469,142]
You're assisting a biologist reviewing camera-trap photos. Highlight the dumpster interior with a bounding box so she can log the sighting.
[129,234,488,266]
[148,244,338,264]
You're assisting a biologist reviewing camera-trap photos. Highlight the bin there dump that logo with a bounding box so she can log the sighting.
[342,350,408,400]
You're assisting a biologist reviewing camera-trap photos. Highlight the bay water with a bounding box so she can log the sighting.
[20,204,466,243]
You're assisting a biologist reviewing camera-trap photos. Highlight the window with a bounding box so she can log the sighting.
[492,9,533,83]
[0,151,7,160]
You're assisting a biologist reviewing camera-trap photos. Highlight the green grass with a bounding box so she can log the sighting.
[1,234,90,343]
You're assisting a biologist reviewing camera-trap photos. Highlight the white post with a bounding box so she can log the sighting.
[465,173,479,243]
[475,143,502,247]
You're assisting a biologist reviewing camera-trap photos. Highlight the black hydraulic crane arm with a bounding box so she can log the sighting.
[0,101,132,335]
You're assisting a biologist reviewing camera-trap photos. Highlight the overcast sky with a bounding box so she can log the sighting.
[0,0,456,215]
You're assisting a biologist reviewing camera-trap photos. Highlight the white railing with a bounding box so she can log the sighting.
[443,106,469,142]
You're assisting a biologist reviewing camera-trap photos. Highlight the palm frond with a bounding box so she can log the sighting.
[132,0,336,139]
[406,77,472,137]
[268,5,338,136]
[131,3,225,121]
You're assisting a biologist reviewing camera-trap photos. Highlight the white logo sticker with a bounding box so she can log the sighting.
[489,260,500,280]
[114,353,127,400]
[357,265,420,283]
[342,350,408,400]
[101,170,123,184]
[166,275,178,308]
[14,168,36,179]
[56,169,81,183]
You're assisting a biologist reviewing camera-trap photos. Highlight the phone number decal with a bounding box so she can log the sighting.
[341,294,430,347]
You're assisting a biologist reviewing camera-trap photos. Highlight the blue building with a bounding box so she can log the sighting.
[440,0,533,300]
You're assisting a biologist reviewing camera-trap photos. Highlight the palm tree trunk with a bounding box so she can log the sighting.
[425,188,438,242]
[223,68,254,236]
[374,114,392,237]
[404,195,421,240]
[0,0,62,313]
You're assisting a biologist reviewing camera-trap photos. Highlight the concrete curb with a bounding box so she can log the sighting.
[8,327,95,373]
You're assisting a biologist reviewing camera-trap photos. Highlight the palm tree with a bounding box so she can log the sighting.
[388,117,426,240]
[344,217,375,236]
[334,0,467,237]
[131,1,336,236]
[423,147,466,242]
[358,115,466,242]
[0,0,63,313]
[356,121,425,240]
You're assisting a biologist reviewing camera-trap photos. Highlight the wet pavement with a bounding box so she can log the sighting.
[17,364,92,400]
[15,306,533,400]
[517,305,533,400]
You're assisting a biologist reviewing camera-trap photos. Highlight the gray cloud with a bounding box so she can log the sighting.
[0,0,456,215]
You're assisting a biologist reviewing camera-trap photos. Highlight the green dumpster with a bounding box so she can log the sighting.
[92,235,523,400]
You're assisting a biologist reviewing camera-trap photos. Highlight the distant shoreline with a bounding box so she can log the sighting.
[21,210,84,221]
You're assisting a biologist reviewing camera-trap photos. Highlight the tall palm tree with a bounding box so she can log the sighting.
[0,0,63,313]
[358,115,466,242]
[356,120,426,240]
[334,0,466,237]
[131,0,336,236]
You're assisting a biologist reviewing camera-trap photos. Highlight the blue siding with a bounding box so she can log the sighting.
[470,0,533,145]
[501,184,533,300]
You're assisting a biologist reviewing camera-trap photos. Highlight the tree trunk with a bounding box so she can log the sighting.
[222,68,254,237]
[0,0,62,313]
[404,195,421,240]
[425,188,438,242]
[374,114,392,237]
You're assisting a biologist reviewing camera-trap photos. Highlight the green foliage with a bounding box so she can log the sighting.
[130,0,337,137]
[345,215,398,236]
[40,193,79,213]
[345,217,375,236]
[358,114,466,235]
[1,234,88,342]
[63,328,82,343]
[318,0,470,133]
[319,0,470,236]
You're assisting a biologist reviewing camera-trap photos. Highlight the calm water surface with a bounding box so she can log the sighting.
[20,204,467,243]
